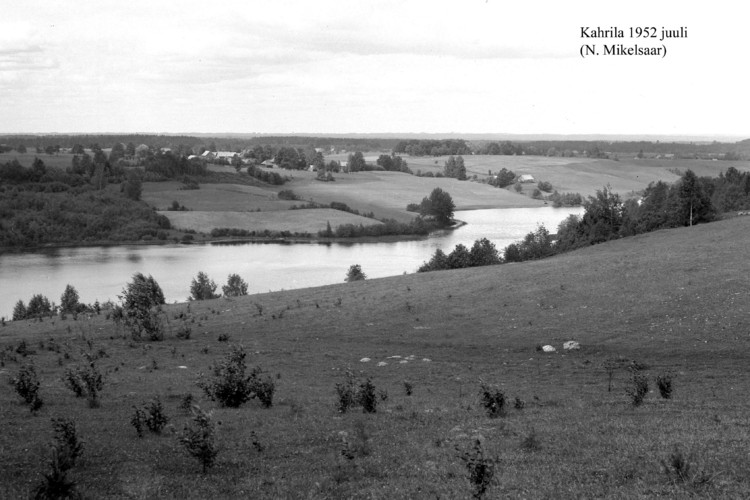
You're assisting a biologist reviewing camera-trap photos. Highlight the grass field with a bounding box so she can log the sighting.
[2,215,750,498]
[142,183,300,212]
[161,208,383,234]
[0,152,79,170]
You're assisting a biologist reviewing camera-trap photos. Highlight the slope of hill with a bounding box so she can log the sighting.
[2,217,750,498]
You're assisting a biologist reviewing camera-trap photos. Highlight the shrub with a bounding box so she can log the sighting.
[64,361,103,408]
[656,371,674,399]
[32,447,81,500]
[458,437,495,499]
[479,382,506,418]
[335,370,378,414]
[179,405,218,473]
[357,378,377,414]
[403,380,413,396]
[12,363,43,412]
[335,370,357,413]
[345,264,366,282]
[222,274,248,297]
[51,417,84,469]
[626,371,649,407]
[132,397,169,437]
[190,272,220,301]
[520,428,541,451]
[198,346,275,408]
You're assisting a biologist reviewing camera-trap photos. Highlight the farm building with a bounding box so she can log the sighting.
[518,174,535,183]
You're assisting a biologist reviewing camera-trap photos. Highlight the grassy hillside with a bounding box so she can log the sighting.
[2,217,750,498]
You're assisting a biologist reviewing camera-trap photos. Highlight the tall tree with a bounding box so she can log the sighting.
[419,188,455,226]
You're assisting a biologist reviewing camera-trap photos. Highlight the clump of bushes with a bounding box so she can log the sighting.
[197,346,275,408]
[335,369,378,414]
[12,362,43,412]
[344,264,366,282]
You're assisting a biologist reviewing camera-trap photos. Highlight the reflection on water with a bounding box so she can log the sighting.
[0,207,582,318]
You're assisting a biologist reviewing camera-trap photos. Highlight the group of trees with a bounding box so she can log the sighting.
[375,154,411,173]
[413,188,456,226]
[418,238,501,272]
[12,284,97,321]
[443,156,467,180]
[190,272,249,301]
[393,139,471,157]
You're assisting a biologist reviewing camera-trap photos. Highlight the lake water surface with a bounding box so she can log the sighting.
[0,207,583,318]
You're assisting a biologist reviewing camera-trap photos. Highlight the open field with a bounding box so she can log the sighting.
[0,152,78,170]
[161,208,383,234]
[142,183,300,212]
[2,216,750,498]
[286,170,543,221]
[405,155,750,198]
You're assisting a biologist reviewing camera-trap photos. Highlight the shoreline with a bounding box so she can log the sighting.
[0,220,467,255]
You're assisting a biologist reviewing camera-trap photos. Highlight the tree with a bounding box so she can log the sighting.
[347,152,367,172]
[122,170,142,201]
[13,300,27,321]
[120,273,166,341]
[60,285,81,314]
[345,264,366,282]
[27,294,53,318]
[190,272,220,300]
[222,274,248,297]
[417,248,449,272]
[670,169,714,226]
[447,244,471,269]
[109,143,126,164]
[419,188,455,226]
[443,155,467,180]
[469,238,501,267]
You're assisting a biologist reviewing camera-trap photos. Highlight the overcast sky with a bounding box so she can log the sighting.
[1,1,746,138]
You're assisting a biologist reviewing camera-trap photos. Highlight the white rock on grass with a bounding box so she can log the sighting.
[377,361,387,367]
[542,345,556,353]
[563,341,581,351]
[399,360,409,364]
[360,357,371,363]
[422,358,432,362]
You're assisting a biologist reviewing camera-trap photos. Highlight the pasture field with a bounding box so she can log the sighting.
[160,208,383,235]
[142,183,300,212]
[0,152,78,170]
[2,216,750,498]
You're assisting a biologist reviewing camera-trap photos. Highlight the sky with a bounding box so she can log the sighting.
[1,0,747,138]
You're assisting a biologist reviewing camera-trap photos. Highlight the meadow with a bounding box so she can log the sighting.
[2,215,750,498]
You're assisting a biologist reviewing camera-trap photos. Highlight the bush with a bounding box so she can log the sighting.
[626,370,649,406]
[345,264,366,282]
[479,382,506,418]
[222,274,248,297]
[12,363,43,412]
[656,371,674,399]
[51,417,84,469]
[64,361,104,408]
[335,370,378,414]
[179,405,219,473]
[458,437,495,499]
[131,397,169,437]
[198,346,275,408]
[190,271,220,301]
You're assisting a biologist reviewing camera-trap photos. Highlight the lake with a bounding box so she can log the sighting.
[0,207,583,318]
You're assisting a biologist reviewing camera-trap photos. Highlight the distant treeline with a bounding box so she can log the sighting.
[2,134,749,159]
